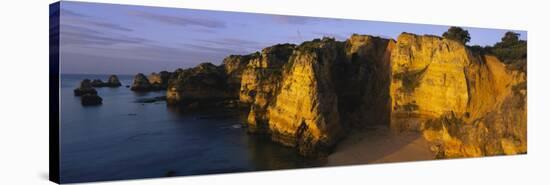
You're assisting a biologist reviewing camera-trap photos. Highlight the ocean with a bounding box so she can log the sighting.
[59,74,323,183]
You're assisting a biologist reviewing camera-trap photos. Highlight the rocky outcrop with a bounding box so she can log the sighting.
[224,53,260,96]
[149,32,526,158]
[390,33,472,131]
[239,44,295,133]
[337,34,394,128]
[89,75,122,87]
[74,79,103,106]
[389,33,527,157]
[74,79,97,96]
[238,36,396,156]
[130,73,152,91]
[91,79,106,87]
[263,38,346,156]
[81,93,102,106]
[166,63,233,107]
[107,75,122,87]
[148,71,171,90]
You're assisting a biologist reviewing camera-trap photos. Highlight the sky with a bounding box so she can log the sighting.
[58,1,527,75]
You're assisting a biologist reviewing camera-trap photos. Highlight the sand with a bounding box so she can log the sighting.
[327,126,435,166]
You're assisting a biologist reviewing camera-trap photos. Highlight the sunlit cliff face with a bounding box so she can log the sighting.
[163,33,526,157]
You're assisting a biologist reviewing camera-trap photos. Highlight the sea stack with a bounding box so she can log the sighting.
[74,79,98,96]
[91,79,106,87]
[81,93,103,106]
[107,75,122,87]
[130,73,152,91]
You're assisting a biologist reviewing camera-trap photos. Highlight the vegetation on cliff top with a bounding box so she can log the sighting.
[443,26,471,44]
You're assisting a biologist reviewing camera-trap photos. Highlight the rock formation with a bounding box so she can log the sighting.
[74,79,103,106]
[74,79,97,96]
[89,75,122,87]
[148,71,171,90]
[91,79,106,87]
[389,33,526,157]
[107,75,122,87]
[238,44,295,133]
[224,53,260,97]
[81,93,102,106]
[137,32,526,157]
[166,63,233,107]
[130,73,152,91]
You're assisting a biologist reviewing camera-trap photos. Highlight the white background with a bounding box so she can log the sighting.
[0,0,548,184]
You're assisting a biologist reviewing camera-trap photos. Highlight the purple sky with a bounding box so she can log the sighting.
[59,1,527,75]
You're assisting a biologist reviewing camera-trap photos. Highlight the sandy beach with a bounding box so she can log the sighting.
[327,126,435,166]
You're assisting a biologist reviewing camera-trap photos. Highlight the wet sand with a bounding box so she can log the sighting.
[328,126,435,166]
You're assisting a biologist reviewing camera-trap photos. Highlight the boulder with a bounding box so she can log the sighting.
[130,73,152,91]
[81,94,102,106]
[74,79,97,96]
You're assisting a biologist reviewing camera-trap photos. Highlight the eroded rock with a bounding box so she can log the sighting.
[389,33,527,157]
[81,93,102,106]
[166,63,232,107]
[130,73,152,91]
[148,71,171,90]
[107,75,122,87]
[74,79,97,96]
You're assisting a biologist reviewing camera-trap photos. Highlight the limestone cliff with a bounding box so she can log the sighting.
[239,44,295,133]
[165,63,233,107]
[242,36,394,156]
[339,34,394,128]
[390,33,472,131]
[264,39,345,156]
[223,53,259,95]
[389,33,527,157]
[154,32,526,158]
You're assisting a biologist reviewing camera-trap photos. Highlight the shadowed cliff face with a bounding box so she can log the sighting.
[166,63,233,106]
[158,32,526,157]
[339,34,394,128]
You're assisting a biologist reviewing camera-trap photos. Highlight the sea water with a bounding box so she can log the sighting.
[59,74,323,183]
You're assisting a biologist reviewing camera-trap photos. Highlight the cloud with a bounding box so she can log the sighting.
[60,8,88,18]
[61,8,133,32]
[130,11,226,28]
[272,15,315,25]
[85,21,133,32]
[61,41,232,74]
[194,38,267,52]
[182,43,243,54]
[60,24,147,46]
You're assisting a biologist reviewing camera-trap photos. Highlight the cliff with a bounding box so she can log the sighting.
[390,33,527,157]
[142,32,526,157]
[166,63,233,107]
